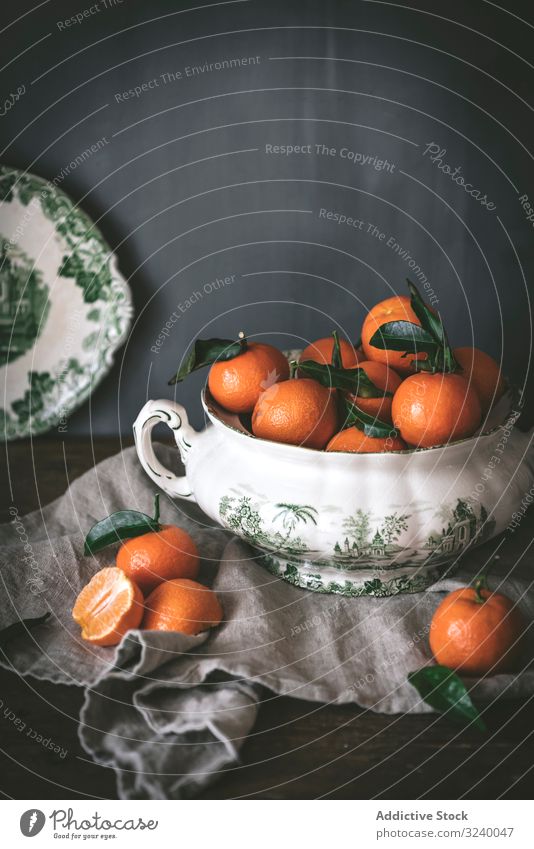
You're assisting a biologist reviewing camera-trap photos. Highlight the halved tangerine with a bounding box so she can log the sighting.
[72,567,144,646]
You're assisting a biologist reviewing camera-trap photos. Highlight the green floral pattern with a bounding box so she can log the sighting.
[0,238,50,366]
[260,553,452,597]
[219,495,316,555]
[219,493,494,596]
[0,166,132,440]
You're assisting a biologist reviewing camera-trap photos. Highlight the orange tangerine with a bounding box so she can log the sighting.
[346,360,403,424]
[392,372,481,448]
[252,378,338,449]
[454,347,506,416]
[117,525,199,595]
[300,337,361,368]
[143,578,223,635]
[72,567,144,647]
[208,342,289,413]
[326,426,406,453]
[361,295,426,375]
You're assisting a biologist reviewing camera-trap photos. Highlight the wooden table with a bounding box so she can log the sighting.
[1,438,533,800]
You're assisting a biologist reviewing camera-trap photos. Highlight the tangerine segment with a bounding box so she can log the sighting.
[346,360,403,424]
[361,295,426,375]
[326,426,406,453]
[252,378,338,450]
[143,578,223,635]
[117,525,199,595]
[72,567,144,647]
[208,342,289,414]
[429,587,525,676]
[454,347,506,416]
[300,337,361,368]
[391,372,481,448]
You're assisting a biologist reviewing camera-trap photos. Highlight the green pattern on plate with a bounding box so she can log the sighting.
[0,237,50,366]
[0,165,132,440]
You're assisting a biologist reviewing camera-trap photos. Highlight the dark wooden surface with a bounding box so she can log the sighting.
[1,437,533,800]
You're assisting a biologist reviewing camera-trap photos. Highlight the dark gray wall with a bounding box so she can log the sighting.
[1,0,533,433]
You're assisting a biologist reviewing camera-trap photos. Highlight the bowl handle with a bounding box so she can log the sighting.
[133,399,197,501]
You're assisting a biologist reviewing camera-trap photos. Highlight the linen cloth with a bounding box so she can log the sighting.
[0,444,532,799]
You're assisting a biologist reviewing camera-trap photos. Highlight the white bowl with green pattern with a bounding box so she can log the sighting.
[133,389,534,597]
[0,165,132,440]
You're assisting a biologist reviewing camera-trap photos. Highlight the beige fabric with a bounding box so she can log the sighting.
[1,445,532,798]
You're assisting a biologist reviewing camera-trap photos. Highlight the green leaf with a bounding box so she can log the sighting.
[331,331,342,368]
[343,399,398,438]
[407,278,442,340]
[168,337,244,384]
[407,279,458,372]
[408,665,487,731]
[299,361,392,398]
[84,494,161,555]
[369,320,438,355]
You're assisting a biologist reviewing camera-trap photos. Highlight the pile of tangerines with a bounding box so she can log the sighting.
[72,495,222,647]
[175,281,505,453]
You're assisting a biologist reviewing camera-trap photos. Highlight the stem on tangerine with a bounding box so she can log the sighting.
[473,574,488,604]
[153,493,161,526]
[289,360,299,379]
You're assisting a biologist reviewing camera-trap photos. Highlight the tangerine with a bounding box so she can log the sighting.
[252,378,338,449]
[143,578,223,635]
[326,426,406,453]
[454,347,506,416]
[72,567,144,647]
[300,336,361,368]
[346,360,403,423]
[361,295,426,374]
[208,342,289,413]
[391,372,481,448]
[429,584,525,676]
[116,525,199,595]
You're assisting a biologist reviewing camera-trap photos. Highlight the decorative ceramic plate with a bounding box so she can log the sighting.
[0,165,132,440]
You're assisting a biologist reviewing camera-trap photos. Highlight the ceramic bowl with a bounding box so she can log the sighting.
[133,389,534,596]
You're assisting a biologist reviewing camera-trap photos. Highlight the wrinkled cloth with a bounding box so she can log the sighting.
[0,444,533,799]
